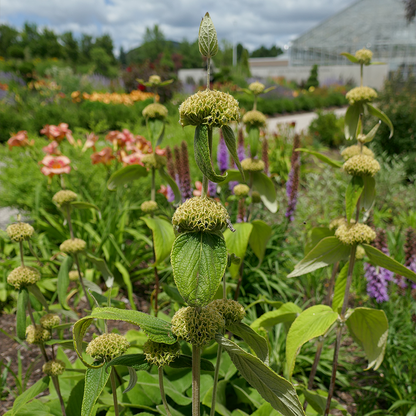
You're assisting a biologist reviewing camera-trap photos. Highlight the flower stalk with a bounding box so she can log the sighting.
[158,367,172,416]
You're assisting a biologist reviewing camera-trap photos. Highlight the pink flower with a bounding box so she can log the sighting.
[122,152,144,166]
[8,131,33,150]
[82,133,99,152]
[193,181,203,197]
[158,184,168,198]
[42,141,60,155]
[106,129,135,149]
[40,123,75,145]
[40,155,71,177]
[135,135,152,153]
[91,147,115,165]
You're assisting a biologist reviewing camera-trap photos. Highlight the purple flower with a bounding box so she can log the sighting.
[365,262,389,303]
[229,180,239,193]
[167,185,175,203]
[208,181,217,197]
[217,133,228,174]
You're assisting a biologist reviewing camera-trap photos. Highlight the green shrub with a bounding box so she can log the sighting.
[0,107,32,142]
[309,110,345,148]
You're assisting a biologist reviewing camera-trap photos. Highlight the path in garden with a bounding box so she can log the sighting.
[266,106,347,135]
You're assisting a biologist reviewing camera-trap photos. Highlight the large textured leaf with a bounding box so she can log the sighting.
[346,307,388,370]
[198,12,218,58]
[217,336,305,416]
[107,164,148,191]
[344,103,363,140]
[367,103,394,138]
[288,237,350,278]
[159,167,181,204]
[249,220,272,266]
[252,172,278,213]
[332,262,350,312]
[361,176,376,212]
[248,126,260,158]
[227,322,269,363]
[304,227,334,255]
[363,244,416,283]
[194,124,226,183]
[222,125,245,181]
[296,148,342,168]
[250,303,302,331]
[171,231,227,306]
[141,216,175,267]
[224,223,253,279]
[114,262,136,311]
[345,176,364,222]
[57,256,73,310]
[286,305,339,378]
[82,365,111,416]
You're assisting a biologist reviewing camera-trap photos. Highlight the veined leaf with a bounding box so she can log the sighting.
[344,103,363,140]
[340,52,358,63]
[252,172,278,213]
[107,165,148,191]
[159,167,181,204]
[367,103,394,138]
[304,227,334,255]
[57,256,73,310]
[222,125,245,181]
[16,288,28,340]
[249,220,272,266]
[345,176,364,222]
[198,12,218,58]
[82,365,111,416]
[296,148,343,168]
[361,176,376,212]
[248,126,260,158]
[250,302,302,331]
[171,231,227,307]
[332,262,350,312]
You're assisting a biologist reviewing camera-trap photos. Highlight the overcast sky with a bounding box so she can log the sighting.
[1,0,357,52]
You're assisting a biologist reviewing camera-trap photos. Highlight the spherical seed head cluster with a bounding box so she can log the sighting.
[355,48,373,65]
[343,154,380,177]
[86,333,130,361]
[142,103,168,120]
[141,200,158,213]
[179,89,240,128]
[251,191,261,203]
[335,223,376,245]
[26,324,51,344]
[141,153,167,169]
[149,75,161,85]
[7,266,41,289]
[346,86,377,105]
[341,145,374,161]
[172,197,230,232]
[40,313,61,329]
[52,190,77,208]
[209,299,245,326]
[6,222,34,242]
[69,270,80,281]
[248,81,265,95]
[242,110,267,128]
[329,217,347,231]
[171,306,224,347]
[60,238,86,254]
[356,245,366,260]
[42,359,66,376]
[142,340,181,367]
[241,158,265,172]
[233,184,250,197]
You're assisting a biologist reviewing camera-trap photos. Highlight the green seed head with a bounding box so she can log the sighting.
[233,184,250,197]
[69,270,81,281]
[60,238,86,254]
[241,158,265,172]
[141,153,167,170]
[141,200,158,213]
[346,86,377,105]
[179,89,240,128]
[355,48,373,65]
[86,333,130,361]
[142,103,168,120]
[251,191,261,203]
[52,190,78,208]
[341,145,374,161]
[43,359,66,376]
[26,324,51,344]
[172,196,230,233]
[143,339,181,367]
[7,266,40,290]
[6,222,35,242]
[248,82,265,95]
[343,154,380,177]
[171,305,225,347]
[209,299,245,326]
[355,245,366,260]
[40,313,61,329]
[242,110,267,128]
[335,223,376,245]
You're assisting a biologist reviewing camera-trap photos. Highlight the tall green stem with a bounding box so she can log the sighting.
[202,127,213,197]
[360,64,363,87]
[206,57,211,89]
[110,368,120,416]
[52,375,67,416]
[159,367,172,416]
[192,345,201,416]
[19,241,25,266]
[151,167,156,202]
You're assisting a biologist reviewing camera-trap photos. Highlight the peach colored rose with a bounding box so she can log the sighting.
[42,141,60,155]
[40,155,71,177]
[8,131,33,150]
[91,147,115,165]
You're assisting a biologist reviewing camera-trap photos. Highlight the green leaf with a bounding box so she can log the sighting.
[168,355,215,371]
[366,103,394,138]
[107,354,149,371]
[85,253,114,288]
[70,201,100,211]
[222,125,245,181]
[361,176,376,212]
[124,367,138,393]
[162,284,185,305]
[345,176,364,222]
[248,126,259,158]
[286,305,338,378]
[82,365,111,416]
[250,302,302,331]
[148,118,165,147]
[159,167,181,204]
[344,103,363,140]
[296,148,343,168]
[27,284,49,311]
[45,339,87,351]
[194,124,226,183]
[363,121,381,143]
[11,376,50,415]
[346,307,388,370]
[305,227,334,255]
[340,52,359,63]
[66,379,84,416]
[224,223,253,279]
[249,220,272,266]
[107,165,148,191]
[301,388,348,415]
[218,169,244,185]
[227,322,269,363]
[198,12,218,58]
[332,262,349,312]
[114,262,136,311]
[16,288,28,340]
[288,237,350,278]
[363,244,416,282]
[369,61,385,65]
[171,231,227,307]
[57,256,73,310]
[252,172,278,213]
[141,216,175,267]
[216,335,305,416]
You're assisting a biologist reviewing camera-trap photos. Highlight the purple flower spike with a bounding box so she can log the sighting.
[365,262,389,303]
[208,181,217,197]
[217,131,228,174]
